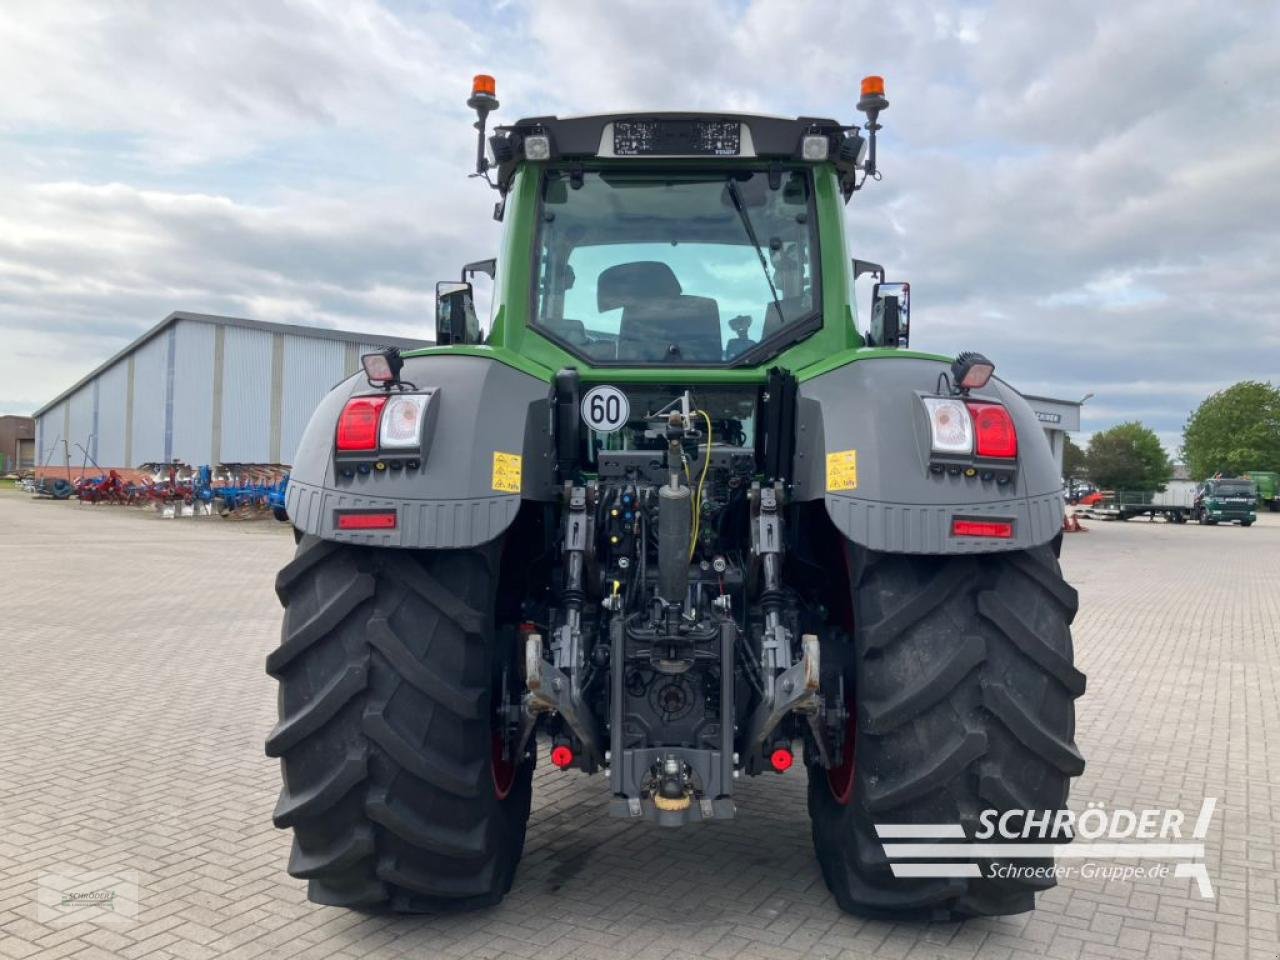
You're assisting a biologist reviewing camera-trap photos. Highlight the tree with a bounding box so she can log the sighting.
[1085,422,1171,492]
[1062,434,1087,480]
[1182,381,1280,479]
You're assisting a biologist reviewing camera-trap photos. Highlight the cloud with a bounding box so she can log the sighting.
[0,0,1276,458]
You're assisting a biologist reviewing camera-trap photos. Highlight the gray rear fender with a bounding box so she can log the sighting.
[794,357,1063,554]
[286,355,553,548]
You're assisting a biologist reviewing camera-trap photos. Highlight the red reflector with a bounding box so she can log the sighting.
[336,512,396,530]
[770,748,794,773]
[550,745,574,769]
[952,519,1014,539]
[336,396,387,451]
[966,402,1018,458]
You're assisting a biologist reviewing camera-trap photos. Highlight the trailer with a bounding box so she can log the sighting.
[1085,490,1192,523]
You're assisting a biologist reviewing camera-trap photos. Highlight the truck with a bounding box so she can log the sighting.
[264,74,1085,921]
[1192,477,1257,526]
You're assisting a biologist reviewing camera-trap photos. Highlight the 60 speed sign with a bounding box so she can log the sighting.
[581,385,630,433]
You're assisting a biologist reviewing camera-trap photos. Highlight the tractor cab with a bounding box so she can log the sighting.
[432,75,910,369]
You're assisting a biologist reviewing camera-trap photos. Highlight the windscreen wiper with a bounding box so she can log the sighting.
[725,178,785,332]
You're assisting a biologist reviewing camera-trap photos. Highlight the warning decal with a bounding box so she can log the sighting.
[492,452,523,493]
[826,449,858,492]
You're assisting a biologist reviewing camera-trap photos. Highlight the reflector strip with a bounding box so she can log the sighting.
[952,519,1013,539]
[550,745,574,769]
[336,512,396,530]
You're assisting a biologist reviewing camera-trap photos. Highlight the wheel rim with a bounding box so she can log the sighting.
[827,695,856,805]
[491,731,516,800]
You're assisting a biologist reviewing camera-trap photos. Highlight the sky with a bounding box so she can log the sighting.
[1,0,1277,454]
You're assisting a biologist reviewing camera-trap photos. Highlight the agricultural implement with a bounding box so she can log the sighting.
[37,455,290,518]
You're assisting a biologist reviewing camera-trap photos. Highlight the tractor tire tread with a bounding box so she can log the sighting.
[267,535,532,913]
[809,543,1084,921]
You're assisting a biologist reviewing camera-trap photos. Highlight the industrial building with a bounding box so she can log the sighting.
[0,415,35,474]
[1023,394,1082,479]
[32,312,429,470]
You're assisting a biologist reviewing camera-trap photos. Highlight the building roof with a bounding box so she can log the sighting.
[33,311,431,418]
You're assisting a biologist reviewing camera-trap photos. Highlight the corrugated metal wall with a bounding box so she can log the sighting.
[95,360,129,467]
[129,332,168,463]
[35,401,66,466]
[219,324,273,463]
[171,320,215,465]
[67,385,95,464]
[280,334,346,465]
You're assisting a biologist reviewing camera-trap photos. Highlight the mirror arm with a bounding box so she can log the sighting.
[852,259,885,282]
[461,258,497,282]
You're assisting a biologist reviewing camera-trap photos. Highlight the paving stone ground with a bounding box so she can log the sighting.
[1,491,1278,960]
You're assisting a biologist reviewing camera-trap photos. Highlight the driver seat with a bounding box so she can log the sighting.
[598,262,722,362]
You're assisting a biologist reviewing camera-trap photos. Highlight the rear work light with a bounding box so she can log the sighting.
[952,351,995,391]
[361,348,403,387]
[523,133,551,161]
[967,402,1018,458]
[336,396,387,451]
[952,518,1013,539]
[801,134,830,161]
[336,511,396,530]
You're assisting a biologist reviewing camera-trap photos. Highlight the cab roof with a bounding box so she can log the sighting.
[504,112,846,159]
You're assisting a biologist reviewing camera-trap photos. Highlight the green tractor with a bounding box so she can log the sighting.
[265,75,1085,921]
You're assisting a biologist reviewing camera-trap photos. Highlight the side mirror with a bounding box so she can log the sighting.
[435,281,480,345]
[870,281,910,348]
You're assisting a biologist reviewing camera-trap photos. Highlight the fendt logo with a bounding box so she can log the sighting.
[876,798,1217,898]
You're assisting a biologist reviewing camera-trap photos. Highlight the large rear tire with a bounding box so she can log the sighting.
[808,542,1085,921]
[266,535,533,912]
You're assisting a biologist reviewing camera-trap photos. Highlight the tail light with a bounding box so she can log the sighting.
[922,396,1019,460]
[967,403,1018,458]
[380,394,428,448]
[336,396,387,451]
[922,398,974,454]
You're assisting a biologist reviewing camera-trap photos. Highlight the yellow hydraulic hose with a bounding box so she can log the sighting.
[689,410,713,560]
